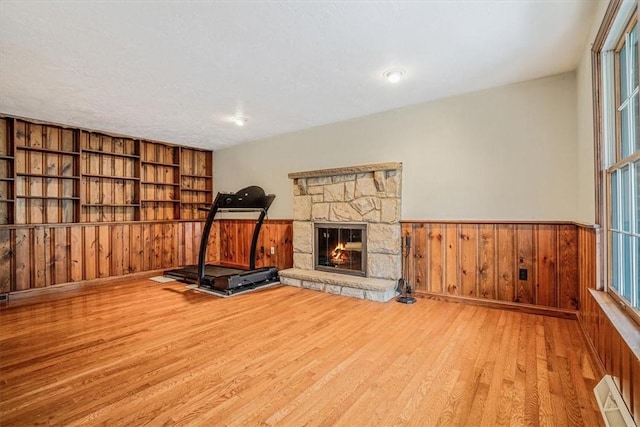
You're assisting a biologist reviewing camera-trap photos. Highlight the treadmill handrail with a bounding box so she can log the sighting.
[249,209,267,270]
[197,193,221,286]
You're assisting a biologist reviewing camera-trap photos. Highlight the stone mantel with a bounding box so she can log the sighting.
[288,162,402,180]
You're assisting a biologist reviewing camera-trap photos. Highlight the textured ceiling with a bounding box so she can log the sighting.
[0,1,599,150]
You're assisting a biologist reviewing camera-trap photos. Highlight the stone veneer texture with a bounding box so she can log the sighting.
[291,167,402,281]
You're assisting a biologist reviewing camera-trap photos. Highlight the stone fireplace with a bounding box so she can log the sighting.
[278,162,402,302]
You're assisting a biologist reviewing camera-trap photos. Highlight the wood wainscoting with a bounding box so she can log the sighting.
[576,225,640,422]
[218,219,293,270]
[400,221,581,310]
[0,221,218,293]
[0,219,293,294]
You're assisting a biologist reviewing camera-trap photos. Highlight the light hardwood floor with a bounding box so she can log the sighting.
[0,280,603,426]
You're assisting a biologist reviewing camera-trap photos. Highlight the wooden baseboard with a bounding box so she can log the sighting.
[1,270,167,307]
[415,291,579,320]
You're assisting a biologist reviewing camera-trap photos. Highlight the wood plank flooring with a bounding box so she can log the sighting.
[0,280,604,426]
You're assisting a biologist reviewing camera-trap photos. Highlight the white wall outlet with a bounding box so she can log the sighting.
[270,246,275,255]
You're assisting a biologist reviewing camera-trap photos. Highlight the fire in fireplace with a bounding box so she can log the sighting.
[314,223,367,277]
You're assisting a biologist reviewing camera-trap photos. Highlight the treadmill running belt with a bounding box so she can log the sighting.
[165,265,245,283]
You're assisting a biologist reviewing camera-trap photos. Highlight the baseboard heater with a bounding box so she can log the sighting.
[594,375,636,426]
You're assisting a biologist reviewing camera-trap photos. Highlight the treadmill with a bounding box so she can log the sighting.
[165,186,279,296]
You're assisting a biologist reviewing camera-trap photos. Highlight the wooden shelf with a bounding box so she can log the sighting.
[17,146,80,156]
[141,199,180,203]
[0,199,14,203]
[0,177,14,182]
[82,173,140,181]
[181,174,212,179]
[17,173,80,180]
[82,149,139,159]
[181,202,211,205]
[141,161,179,167]
[0,155,13,160]
[180,188,212,192]
[82,203,140,207]
[141,181,180,187]
[17,195,80,200]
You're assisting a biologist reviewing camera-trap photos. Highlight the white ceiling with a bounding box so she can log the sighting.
[0,1,600,151]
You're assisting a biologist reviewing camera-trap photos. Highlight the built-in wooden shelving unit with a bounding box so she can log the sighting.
[140,140,180,221]
[0,116,214,225]
[11,120,79,224]
[180,148,213,220]
[0,120,13,225]
[80,131,140,222]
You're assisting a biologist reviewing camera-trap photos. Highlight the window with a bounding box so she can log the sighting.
[601,10,639,318]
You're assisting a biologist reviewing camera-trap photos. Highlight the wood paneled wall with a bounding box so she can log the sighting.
[580,289,640,422]
[400,222,580,310]
[578,224,599,299]
[218,219,293,270]
[576,225,639,422]
[0,221,218,293]
[0,219,293,294]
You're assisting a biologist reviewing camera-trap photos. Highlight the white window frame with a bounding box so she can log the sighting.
[599,3,639,322]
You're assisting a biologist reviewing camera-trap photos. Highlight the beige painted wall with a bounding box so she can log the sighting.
[576,0,609,225]
[215,73,578,220]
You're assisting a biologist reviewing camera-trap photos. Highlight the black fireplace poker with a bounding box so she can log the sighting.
[397,234,416,305]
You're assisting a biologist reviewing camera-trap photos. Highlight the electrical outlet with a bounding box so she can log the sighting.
[519,268,528,280]
[270,247,275,255]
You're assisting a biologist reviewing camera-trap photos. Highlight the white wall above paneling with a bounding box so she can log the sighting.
[215,73,579,221]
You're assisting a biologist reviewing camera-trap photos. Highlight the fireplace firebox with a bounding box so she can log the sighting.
[314,223,367,277]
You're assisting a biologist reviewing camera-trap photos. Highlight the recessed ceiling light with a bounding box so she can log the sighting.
[233,116,248,126]
[383,69,405,83]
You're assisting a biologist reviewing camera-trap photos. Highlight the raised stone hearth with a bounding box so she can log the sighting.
[279,162,402,302]
[279,268,397,302]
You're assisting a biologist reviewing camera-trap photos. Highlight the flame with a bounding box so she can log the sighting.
[331,243,346,263]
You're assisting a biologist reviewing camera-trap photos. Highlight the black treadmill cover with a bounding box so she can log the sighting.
[217,186,275,211]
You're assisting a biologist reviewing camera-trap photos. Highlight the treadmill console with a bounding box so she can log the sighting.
[219,186,275,211]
